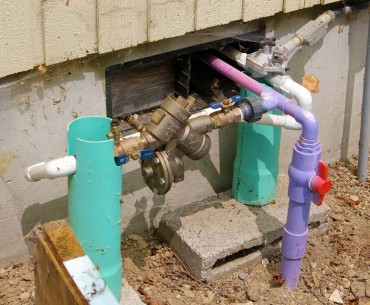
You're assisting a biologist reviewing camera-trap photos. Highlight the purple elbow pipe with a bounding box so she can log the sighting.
[198,52,331,288]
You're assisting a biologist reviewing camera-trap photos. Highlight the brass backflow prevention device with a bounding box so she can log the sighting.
[108,94,263,195]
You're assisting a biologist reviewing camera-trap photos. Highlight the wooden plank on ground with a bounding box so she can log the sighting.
[195,0,243,30]
[243,0,283,22]
[0,1,34,78]
[42,0,97,65]
[321,0,341,4]
[97,0,148,54]
[34,220,88,305]
[148,0,196,42]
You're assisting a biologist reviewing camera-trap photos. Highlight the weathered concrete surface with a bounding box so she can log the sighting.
[158,174,331,282]
[119,279,145,305]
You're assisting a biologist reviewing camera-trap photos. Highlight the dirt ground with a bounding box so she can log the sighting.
[0,155,369,305]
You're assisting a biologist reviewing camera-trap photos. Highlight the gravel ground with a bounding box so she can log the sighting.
[0,155,369,305]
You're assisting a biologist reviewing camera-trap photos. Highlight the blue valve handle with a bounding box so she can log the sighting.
[209,95,244,109]
[115,148,153,166]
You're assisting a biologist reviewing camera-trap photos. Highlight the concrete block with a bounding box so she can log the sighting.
[195,0,243,30]
[243,0,283,22]
[119,279,145,305]
[148,0,196,42]
[97,0,148,53]
[158,174,331,281]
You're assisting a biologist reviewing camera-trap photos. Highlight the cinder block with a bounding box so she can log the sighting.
[243,0,283,22]
[158,174,331,281]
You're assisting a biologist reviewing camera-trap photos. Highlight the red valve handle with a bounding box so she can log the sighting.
[311,161,332,206]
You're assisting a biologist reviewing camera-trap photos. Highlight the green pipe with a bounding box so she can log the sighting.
[67,116,122,300]
[232,81,282,206]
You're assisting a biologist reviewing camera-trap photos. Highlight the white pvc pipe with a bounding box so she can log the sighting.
[254,113,301,130]
[25,155,76,182]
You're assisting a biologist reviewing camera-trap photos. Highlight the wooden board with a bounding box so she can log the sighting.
[34,220,88,305]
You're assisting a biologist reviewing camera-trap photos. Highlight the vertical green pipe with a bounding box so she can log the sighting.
[232,81,282,206]
[67,116,122,300]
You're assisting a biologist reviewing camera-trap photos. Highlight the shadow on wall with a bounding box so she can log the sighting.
[340,12,367,161]
[21,196,68,253]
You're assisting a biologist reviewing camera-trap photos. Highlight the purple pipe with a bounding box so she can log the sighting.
[198,52,331,288]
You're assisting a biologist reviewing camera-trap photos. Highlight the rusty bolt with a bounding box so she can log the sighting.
[159,178,165,185]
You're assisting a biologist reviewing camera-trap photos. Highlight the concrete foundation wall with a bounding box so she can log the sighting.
[0,8,368,267]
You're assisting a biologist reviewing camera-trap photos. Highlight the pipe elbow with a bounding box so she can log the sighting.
[282,79,312,111]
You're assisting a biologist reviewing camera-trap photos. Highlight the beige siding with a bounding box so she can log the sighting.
[148,0,196,42]
[321,0,340,4]
[284,0,305,13]
[29,0,45,66]
[97,0,148,53]
[195,0,243,30]
[305,0,321,8]
[0,0,343,78]
[0,1,34,78]
[43,0,97,65]
[243,0,283,22]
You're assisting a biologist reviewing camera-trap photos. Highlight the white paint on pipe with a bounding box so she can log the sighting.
[25,155,76,182]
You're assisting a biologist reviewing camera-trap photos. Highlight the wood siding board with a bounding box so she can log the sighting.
[195,0,243,30]
[305,0,320,8]
[43,0,97,65]
[243,0,283,22]
[29,0,45,66]
[284,0,305,13]
[321,0,341,4]
[0,1,34,78]
[148,0,196,42]
[97,0,148,54]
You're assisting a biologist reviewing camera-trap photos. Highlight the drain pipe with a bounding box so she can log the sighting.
[197,52,332,288]
[358,16,370,181]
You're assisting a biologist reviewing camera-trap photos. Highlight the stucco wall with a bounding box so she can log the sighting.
[0,7,368,267]
[0,0,342,79]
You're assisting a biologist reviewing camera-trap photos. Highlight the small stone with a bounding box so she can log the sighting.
[0,268,7,278]
[247,282,269,302]
[347,269,356,278]
[202,297,211,304]
[19,292,30,302]
[175,294,181,299]
[183,289,195,298]
[329,289,343,304]
[239,273,248,280]
[358,272,370,280]
[8,278,19,286]
[351,281,366,297]
[137,239,149,249]
[261,258,269,268]
[342,278,351,289]
[349,195,359,202]
[22,273,33,281]
[127,234,143,241]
